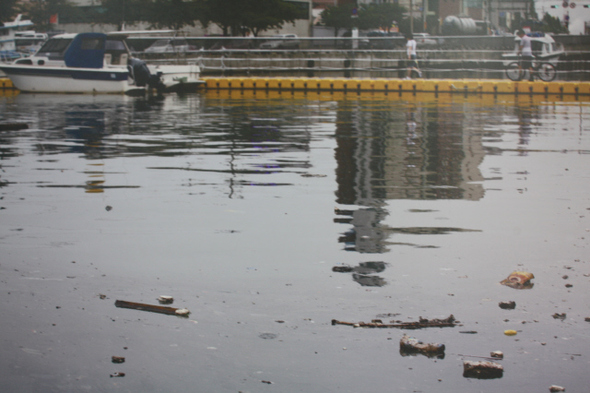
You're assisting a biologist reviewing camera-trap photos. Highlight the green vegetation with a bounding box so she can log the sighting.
[1,0,301,35]
[199,0,300,36]
[320,2,407,36]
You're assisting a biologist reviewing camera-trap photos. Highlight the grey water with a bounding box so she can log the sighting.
[1,91,589,392]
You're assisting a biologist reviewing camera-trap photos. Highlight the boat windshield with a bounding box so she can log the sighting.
[105,38,130,65]
[37,38,73,60]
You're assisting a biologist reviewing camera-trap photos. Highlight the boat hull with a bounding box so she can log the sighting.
[0,64,140,94]
[148,64,205,92]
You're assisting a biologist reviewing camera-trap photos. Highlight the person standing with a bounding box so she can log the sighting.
[405,34,422,79]
[516,29,534,81]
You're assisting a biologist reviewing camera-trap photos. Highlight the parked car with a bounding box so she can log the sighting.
[144,38,196,53]
[259,34,300,49]
[335,30,370,49]
[413,33,438,46]
[364,31,403,49]
[209,39,254,50]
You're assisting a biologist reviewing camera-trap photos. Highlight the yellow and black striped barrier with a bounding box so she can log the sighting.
[203,77,590,97]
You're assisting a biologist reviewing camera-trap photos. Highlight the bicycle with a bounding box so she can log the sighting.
[505,56,557,82]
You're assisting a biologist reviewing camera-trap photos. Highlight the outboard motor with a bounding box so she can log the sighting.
[128,58,165,91]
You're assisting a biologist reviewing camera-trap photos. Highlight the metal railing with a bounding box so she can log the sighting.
[129,36,590,81]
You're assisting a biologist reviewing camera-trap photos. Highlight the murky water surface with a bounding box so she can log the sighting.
[1,90,589,392]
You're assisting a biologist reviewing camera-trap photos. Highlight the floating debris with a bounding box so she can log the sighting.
[115,300,190,317]
[504,330,517,336]
[463,360,504,379]
[0,122,29,131]
[549,385,566,392]
[332,266,354,273]
[499,301,516,309]
[332,314,458,329]
[552,313,566,321]
[110,372,125,378]
[490,351,504,359]
[111,356,125,364]
[157,295,174,304]
[500,271,534,289]
[399,334,445,358]
[259,333,278,340]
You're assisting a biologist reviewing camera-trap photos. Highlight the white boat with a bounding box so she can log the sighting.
[15,31,48,55]
[0,14,35,61]
[0,31,204,94]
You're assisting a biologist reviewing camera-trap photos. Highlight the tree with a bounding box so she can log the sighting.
[356,3,406,32]
[99,0,146,31]
[241,0,299,37]
[0,0,20,22]
[320,3,357,37]
[147,0,196,30]
[200,0,299,37]
[17,0,79,31]
[320,3,407,36]
[541,12,568,34]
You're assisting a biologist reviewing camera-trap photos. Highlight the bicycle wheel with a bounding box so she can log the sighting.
[506,62,523,81]
[537,63,556,82]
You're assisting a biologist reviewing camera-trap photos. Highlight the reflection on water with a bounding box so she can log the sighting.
[1,89,590,392]
[332,261,388,287]
[1,90,589,258]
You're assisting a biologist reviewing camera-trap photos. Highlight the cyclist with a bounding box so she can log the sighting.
[405,34,422,79]
[516,29,534,81]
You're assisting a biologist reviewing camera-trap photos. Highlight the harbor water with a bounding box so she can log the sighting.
[1,90,589,392]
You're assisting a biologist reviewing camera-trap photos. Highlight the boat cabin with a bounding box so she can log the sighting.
[14,32,131,68]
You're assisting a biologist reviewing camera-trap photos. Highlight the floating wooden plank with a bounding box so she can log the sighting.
[114,300,190,317]
[332,314,458,329]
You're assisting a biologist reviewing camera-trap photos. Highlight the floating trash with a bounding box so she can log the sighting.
[115,300,190,317]
[499,301,516,309]
[157,295,174,304]
[399,334,445,359]
[332,314,458,329]
[463,360,503,379]
[500,271,534,289]
[504,329,517,336]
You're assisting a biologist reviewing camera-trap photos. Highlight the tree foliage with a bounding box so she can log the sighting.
[199,0,299,36]
[320,3,356,36]
[0,0,20,22]
[541,13,568,34]
[357,3,406,32]
[147,0,196,30]
[320,3,407,36]
[99,0,146,31]
[17,0,78,31]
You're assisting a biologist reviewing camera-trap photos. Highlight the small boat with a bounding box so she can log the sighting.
[0,14,35,61]
[0,31,204,94]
